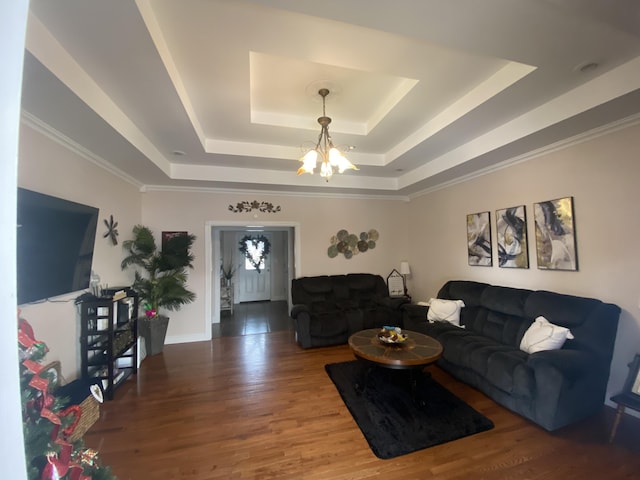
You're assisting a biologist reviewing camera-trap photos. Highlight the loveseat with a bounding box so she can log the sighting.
[403,280,620,431]
[291,274,408,348]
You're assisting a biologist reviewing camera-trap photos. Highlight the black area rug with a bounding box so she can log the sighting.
[325,360,494,459]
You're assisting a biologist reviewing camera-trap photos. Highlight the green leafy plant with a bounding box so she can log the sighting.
[220,263,235,281]
[121,225,196,317]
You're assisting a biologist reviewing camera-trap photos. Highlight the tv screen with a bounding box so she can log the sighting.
[17,188,99,305]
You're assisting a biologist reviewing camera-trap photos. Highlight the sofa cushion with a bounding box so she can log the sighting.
[524,290,601,328]
[481,285,530,317]
[309,301,338,314]
[486,350,533,395]
[347,273,387,309]
[465,309,532,348]
[308,313,349,337]
[520,316,575,354]
[292,276,337,305]
[427,298,465,326]
[438,280,489,307]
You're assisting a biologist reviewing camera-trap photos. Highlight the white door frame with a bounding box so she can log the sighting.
[204,220,301,340]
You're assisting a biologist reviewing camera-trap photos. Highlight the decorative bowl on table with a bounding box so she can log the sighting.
[377,326,408,344]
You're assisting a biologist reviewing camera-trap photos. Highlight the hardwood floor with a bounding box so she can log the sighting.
[85,330,640,479]
[212,301,293,338]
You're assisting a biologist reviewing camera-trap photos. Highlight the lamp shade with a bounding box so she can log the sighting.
[400,261,411,275]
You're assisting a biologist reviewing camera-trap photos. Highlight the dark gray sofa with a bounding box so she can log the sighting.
[403,280,620,431]
[291,273,407,348]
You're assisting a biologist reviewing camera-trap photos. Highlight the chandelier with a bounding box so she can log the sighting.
[297,88,358,181]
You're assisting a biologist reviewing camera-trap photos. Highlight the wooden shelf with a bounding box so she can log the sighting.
[221,284,234,314]
[79,288,138,400]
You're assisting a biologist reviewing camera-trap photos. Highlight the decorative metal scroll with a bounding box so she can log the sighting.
[228,201,281,213]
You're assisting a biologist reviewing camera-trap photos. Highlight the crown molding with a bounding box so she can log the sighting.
[142,183,410,202]
[20,111,144,189]
[408,112,640,200]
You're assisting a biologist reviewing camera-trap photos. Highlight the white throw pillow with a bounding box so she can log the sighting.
[427,298,466,326]
[520,316,575,354]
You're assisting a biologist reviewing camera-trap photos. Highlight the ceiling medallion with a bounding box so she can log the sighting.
[297,88,358,181]
[228,200,282,213]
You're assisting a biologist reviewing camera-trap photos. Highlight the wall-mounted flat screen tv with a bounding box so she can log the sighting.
[17,188,99,305]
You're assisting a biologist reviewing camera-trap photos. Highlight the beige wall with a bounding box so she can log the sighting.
[405,120,640,402]
[140,190,409,341]
[17,124,142,379]
[16,112,640,411]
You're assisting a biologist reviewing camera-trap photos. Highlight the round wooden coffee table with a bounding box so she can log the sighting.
[348,329,443,404]
[348,328,443,369]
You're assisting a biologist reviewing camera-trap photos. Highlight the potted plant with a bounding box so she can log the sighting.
[220,263,235,286]
[121,225,196,355]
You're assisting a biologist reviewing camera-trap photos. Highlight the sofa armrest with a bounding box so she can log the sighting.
[290,304,310,318]
[377,296,410,310]
[527,349,596,382]
[527,349,604,430]
[290,305,312,348]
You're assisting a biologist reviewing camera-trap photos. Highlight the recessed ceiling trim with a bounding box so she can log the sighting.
[143,183,410,201]
[170,162,398,190]
[204,138,302,160]
[136,0,207,150]
[248,50,419,135]
[26,10,173,177]
[397,55,640,189]
[21,112,144,189]
[366,77,419,134]
[204,138,386,166]
[386,61,536,163]
[250,110,368,135]
[406,111,640,201]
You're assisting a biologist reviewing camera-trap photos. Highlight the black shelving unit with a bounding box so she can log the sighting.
[78,288,138,400]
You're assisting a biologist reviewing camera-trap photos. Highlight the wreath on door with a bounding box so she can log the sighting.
[239,234,271,273]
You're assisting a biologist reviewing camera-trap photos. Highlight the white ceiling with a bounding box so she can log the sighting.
[21,0,640,198]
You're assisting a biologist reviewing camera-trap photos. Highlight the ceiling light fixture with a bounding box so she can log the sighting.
[297,88,358,181]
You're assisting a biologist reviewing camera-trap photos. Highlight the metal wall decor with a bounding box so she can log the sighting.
[103,214,119,245]
[228,201,281,213]
[534,196,578,271]
[328,229,379,259]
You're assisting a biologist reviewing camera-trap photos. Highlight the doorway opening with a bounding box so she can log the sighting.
[211,300,294,338]
[205,221,300,340]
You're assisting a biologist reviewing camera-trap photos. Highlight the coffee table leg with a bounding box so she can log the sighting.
[355,365,373,394]
[410,369,428,407]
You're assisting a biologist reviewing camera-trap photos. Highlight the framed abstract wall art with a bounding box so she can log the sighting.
[467,211,492,266]
[496,205,529,268]
[533,196,578,271]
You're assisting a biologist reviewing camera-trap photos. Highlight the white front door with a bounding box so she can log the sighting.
[237,233,271,302]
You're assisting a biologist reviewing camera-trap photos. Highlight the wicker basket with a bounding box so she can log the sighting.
[68,393,100,442]
[40,361,101,442]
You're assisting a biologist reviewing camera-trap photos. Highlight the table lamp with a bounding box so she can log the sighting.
[400,261,411,297]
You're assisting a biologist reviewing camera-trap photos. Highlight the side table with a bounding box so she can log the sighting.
[609,392,640,443]
[608,353,640,443]
[220,284,234,315]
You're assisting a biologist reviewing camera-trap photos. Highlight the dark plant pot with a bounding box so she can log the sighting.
[138,315,170,356]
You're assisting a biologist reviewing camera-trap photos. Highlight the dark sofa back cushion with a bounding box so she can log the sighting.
[525,290,620,362]
[438,280,489,307]
[524,290,601,328]
[481,286,529,317]
[292,274,388,310]
[346,273,387,307]
[292,276,338,305]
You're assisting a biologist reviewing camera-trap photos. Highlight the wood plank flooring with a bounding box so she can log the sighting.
[85,330,640,479]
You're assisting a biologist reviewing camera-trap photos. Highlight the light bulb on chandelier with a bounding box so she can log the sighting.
[297,88,358,181]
